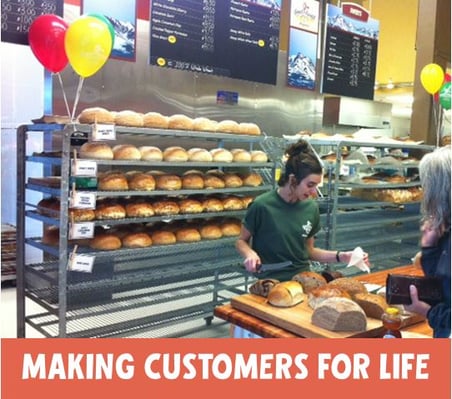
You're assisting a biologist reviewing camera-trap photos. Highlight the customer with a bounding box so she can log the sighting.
[405,145,451,338]
[236,139,370,282]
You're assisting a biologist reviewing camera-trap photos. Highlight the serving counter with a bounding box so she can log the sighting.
[214,264,433,338]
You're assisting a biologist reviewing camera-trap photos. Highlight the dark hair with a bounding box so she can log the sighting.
[278,140,323,187]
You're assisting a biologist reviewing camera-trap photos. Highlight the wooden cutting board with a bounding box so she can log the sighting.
[231,294,385,338]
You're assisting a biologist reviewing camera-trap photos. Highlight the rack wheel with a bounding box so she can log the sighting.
[204,316,213,326]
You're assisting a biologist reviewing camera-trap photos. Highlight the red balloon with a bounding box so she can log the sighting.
[28,14,69,73]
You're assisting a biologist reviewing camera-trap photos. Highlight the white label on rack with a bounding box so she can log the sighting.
[92,124,116,141]
[70,192,96,209]
[69,222,94,240]
[71,160,97,177]
[340,164,350,176]
[68,254,95,273]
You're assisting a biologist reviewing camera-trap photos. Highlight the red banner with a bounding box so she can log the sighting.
[2,338,450,399]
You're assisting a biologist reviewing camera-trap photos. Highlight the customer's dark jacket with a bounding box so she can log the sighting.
[422,229,451,338]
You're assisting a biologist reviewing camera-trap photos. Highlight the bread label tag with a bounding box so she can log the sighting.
[68,253,95,273]
[70,192,96,209]
[71,160,97,177]
[91,123,116,141]
[69,222,95,240]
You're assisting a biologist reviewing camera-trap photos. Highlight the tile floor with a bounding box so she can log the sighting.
[1,281,231,338]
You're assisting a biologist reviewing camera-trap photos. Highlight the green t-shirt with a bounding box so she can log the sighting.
[243,190,320,281]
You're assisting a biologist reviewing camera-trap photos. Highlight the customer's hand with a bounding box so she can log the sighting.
[404,284,431,318]
[420,220,440,247]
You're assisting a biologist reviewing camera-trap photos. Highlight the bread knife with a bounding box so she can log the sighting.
[259,261,292,272]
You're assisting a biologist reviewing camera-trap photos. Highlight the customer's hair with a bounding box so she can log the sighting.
[419,145,451,233]
[278,140,323,187]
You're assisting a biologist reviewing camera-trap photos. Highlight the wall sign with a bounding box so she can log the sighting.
[149,0,281,85]
[321,3,379,100]
[1,0,63,45]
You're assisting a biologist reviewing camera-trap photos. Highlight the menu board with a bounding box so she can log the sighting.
[321,3,379,100]
[149,0,281,85]
[1,0,64,45]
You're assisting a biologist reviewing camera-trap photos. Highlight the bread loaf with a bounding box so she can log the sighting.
[168,114,194,130]
[187,147,213,162]
[210,148,233,163]
[307,285,351,309]
[122,232,152,248]
[223,173,243,188]
[112,144,141,160]
[250,150,268,162]
[199,224,223,240]
[327,277,368,298]
[42,226,60,246]
[267,281,304,307]
[311,297,367,331]
[139,146,163,161]
[353,292,388,319]
[215,120,240,134]
[241,196,254,208]
[222,196,245,210]
[192,117,218,132]
[176,227,201,243]
[181,173,205,189]
[239,122,261,136]
[163,146,188,162]
[78,107,114,124]
[155,174,182,190]
[178,198,204,214]
[203,174,225,189]
[142,112,169,129]
[150,230,176,245]
[114,110,143,127]
[128,173,156,191]
[125,202,155,218]
[98,172,128,191]
[152,200,180,215]
[90,233,122,250]
[37,197,60,217]
[292,271,327,293]
[202,197,224,212]
[231,148,251,163]
[79,142,114,160]
[241,172,263,187]
[219,219,241,236]
[69,208,96,222]
[94,202,126,220]
[249,279,280,297]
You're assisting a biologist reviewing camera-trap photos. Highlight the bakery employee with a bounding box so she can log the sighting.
[236,139,370,282]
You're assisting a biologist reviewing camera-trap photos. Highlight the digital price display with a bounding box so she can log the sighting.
[321,3,379,100]
[1,0,63,45]
[149,0,281,85]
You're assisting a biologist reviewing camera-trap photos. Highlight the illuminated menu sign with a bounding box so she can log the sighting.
[1,0,63,45]
[321,3,379,100]
[149,0,281,85]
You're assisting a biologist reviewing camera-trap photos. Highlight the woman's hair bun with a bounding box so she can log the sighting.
[285,140,311,158]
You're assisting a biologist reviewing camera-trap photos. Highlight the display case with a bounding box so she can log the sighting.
[16,123,275,338]
[286,136,435,275]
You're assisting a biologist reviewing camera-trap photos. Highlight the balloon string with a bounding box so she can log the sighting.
[71,76,84,122]
[56,72,71,119]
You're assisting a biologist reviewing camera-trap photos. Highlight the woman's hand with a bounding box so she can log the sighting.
[243,252,262,273]
[404,285,431,318]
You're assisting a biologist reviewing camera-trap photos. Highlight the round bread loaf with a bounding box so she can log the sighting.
[163,146,188,162]
[187,147,213,162]
[114,110,143,127]
[128,173,156,191]
[139,146,163,161]
[321,270,344,282]
[42,226,60,246]
[200,224,223,240]
[78,107,114,124]
[223,173,243,188]
[249,279,280,297]
[210,148,233,163]
[292,271,327,294]
[241,172,263,187]
[192,117,218,132]
[155,174,182,190]
[311,297,367,331]
[69,208,96,222]
[94,202,126,220]
[241,196,254,208]
[112,144,141,160]
[90,233,122,250]
[142,112,169,129]
[202,197,224,212]
[150,230,176,245]
[98,172,128,191]
[215,120,240,134]
[168,114,194,130]
[79,142,114,160]
[203,174,225,189]
[267,281,304,307]
[37,197,60,216]
[239,122,261,136]
[125,202,155,218]
[222,196,245,210]
[176,227,201,243]
[152,200,180,215]
[231,148,252,163]
[122,232,152,248]
[220,220,241,236]
[353,292,388,319]
[327,277,368,298]
[181,173,205,189]
[250,150,268,162]
[178,198,204,214]
[307,285,351,309]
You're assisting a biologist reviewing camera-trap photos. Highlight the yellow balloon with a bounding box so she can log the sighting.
[65,15,113,78]
[420,63,445,94]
